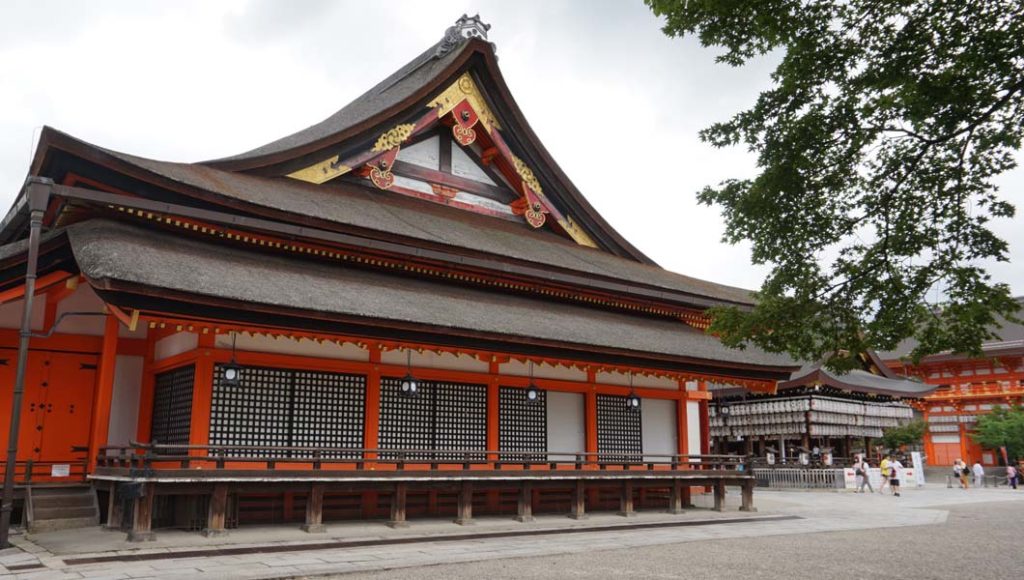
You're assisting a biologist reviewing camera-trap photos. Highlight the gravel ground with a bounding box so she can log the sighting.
[332,500,1024,580]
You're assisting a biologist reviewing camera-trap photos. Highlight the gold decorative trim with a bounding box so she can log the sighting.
[372,123,415,152]
[511,154,543,195]
[558,215,598,248]
[287,155,352,184]
[428,72,501,134]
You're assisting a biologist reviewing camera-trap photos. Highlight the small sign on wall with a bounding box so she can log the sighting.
[50,464,70,477]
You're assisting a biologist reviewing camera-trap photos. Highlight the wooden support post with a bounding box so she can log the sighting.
[364,347,381,465]
[454,481,474,525]
[515,481,534,523]
[301,484,326,533]
[569,479,587,520]
[104,485,123,531]
[740,480,756,512]
[387,482,409,528]
[713,480,726,512]
[88,315,120,471]
[190,334,216,457]
[667,479,684,514]
[619,479,636,517]
[202,483,230,537]
[682,485,694,508]
[127,483,156,542]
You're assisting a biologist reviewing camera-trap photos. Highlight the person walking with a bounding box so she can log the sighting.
[953,459,969,489]
[972,461,985,488]
[889,456,904,497]
[855,455,874,493]
[1006,464,1018,490]
[879,455,891,493]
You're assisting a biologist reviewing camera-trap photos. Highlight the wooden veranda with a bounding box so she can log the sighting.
[92,444,755,541]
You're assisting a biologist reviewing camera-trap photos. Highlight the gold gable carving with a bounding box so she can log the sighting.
[428,72,501,135]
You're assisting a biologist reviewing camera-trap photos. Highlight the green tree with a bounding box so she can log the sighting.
[972,405,1024,462]
[645,0,1023,369]
[876,419,926,452]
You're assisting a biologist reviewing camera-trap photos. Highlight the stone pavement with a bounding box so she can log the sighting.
[0,484,1020,579]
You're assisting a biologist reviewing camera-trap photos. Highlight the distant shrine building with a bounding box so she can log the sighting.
[0,17,951,539]
[881,300,1024,468]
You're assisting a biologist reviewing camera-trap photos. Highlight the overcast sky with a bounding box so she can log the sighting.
[1,0,1021,295]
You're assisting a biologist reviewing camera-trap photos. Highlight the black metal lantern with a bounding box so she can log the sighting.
[626,372,641,411]
[400,350,419,397]
[525,361,542,404]
[222,332,242,387]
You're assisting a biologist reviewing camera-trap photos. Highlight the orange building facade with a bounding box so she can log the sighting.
[883,299,1024,467]
[0,17,796,540]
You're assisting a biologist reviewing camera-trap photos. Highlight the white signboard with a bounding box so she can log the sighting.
[911,452,926,487]
[50,464,70,477]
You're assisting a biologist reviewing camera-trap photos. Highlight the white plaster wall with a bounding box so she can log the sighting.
[53,286,148,339]
[451,143,497,185]
[932,434,961,444]
[595,371,677,390]
[501,360,586,381]
[0,296,44,331]
[687,401,702,457]
[154,332,198,361]
[547,391,585,460]
[642,398,678,462]
[685,381,698,391]
[215,333,368,362]
[396,135,440,170]
[107,355,144,446]
[53,285,106,336]
[381,349,487,373]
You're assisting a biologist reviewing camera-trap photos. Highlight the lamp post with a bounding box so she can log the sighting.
[525,361,541,403]
[400,350,418,396]
[625,372,640,411]
[1,178,52,547]
[221,331,242,387]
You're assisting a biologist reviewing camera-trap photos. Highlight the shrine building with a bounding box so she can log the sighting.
[0,16,800,540]
[882,297,1024,467]
[711,352,934,464]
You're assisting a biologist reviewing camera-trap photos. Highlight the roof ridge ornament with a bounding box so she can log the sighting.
[435,14,492,59]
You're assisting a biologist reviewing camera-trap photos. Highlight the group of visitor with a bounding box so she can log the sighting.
[951,458,1021,489]
[853,454,903,496]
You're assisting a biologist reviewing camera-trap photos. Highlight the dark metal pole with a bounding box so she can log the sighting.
[0,177,52,547]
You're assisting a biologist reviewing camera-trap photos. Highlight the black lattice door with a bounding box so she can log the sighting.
[292,370,366,458]
[499,387,547,461]
[378,378,487,461]
[150,365,195,453]
[210,364,366,457]
[596,394,642,462]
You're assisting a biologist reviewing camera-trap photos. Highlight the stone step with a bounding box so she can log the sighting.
[31,493,94,508]
[27,515,98,534]
[32,505,97,521]
[30,486,92,497]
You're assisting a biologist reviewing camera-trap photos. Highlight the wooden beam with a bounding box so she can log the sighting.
[364,347,381,462]
[202,483,230,537]
[301,484,326,533]
[134,333,158,443]
[0,270,72,304]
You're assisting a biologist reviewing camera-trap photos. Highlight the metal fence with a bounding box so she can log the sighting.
[753,468,845,489]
